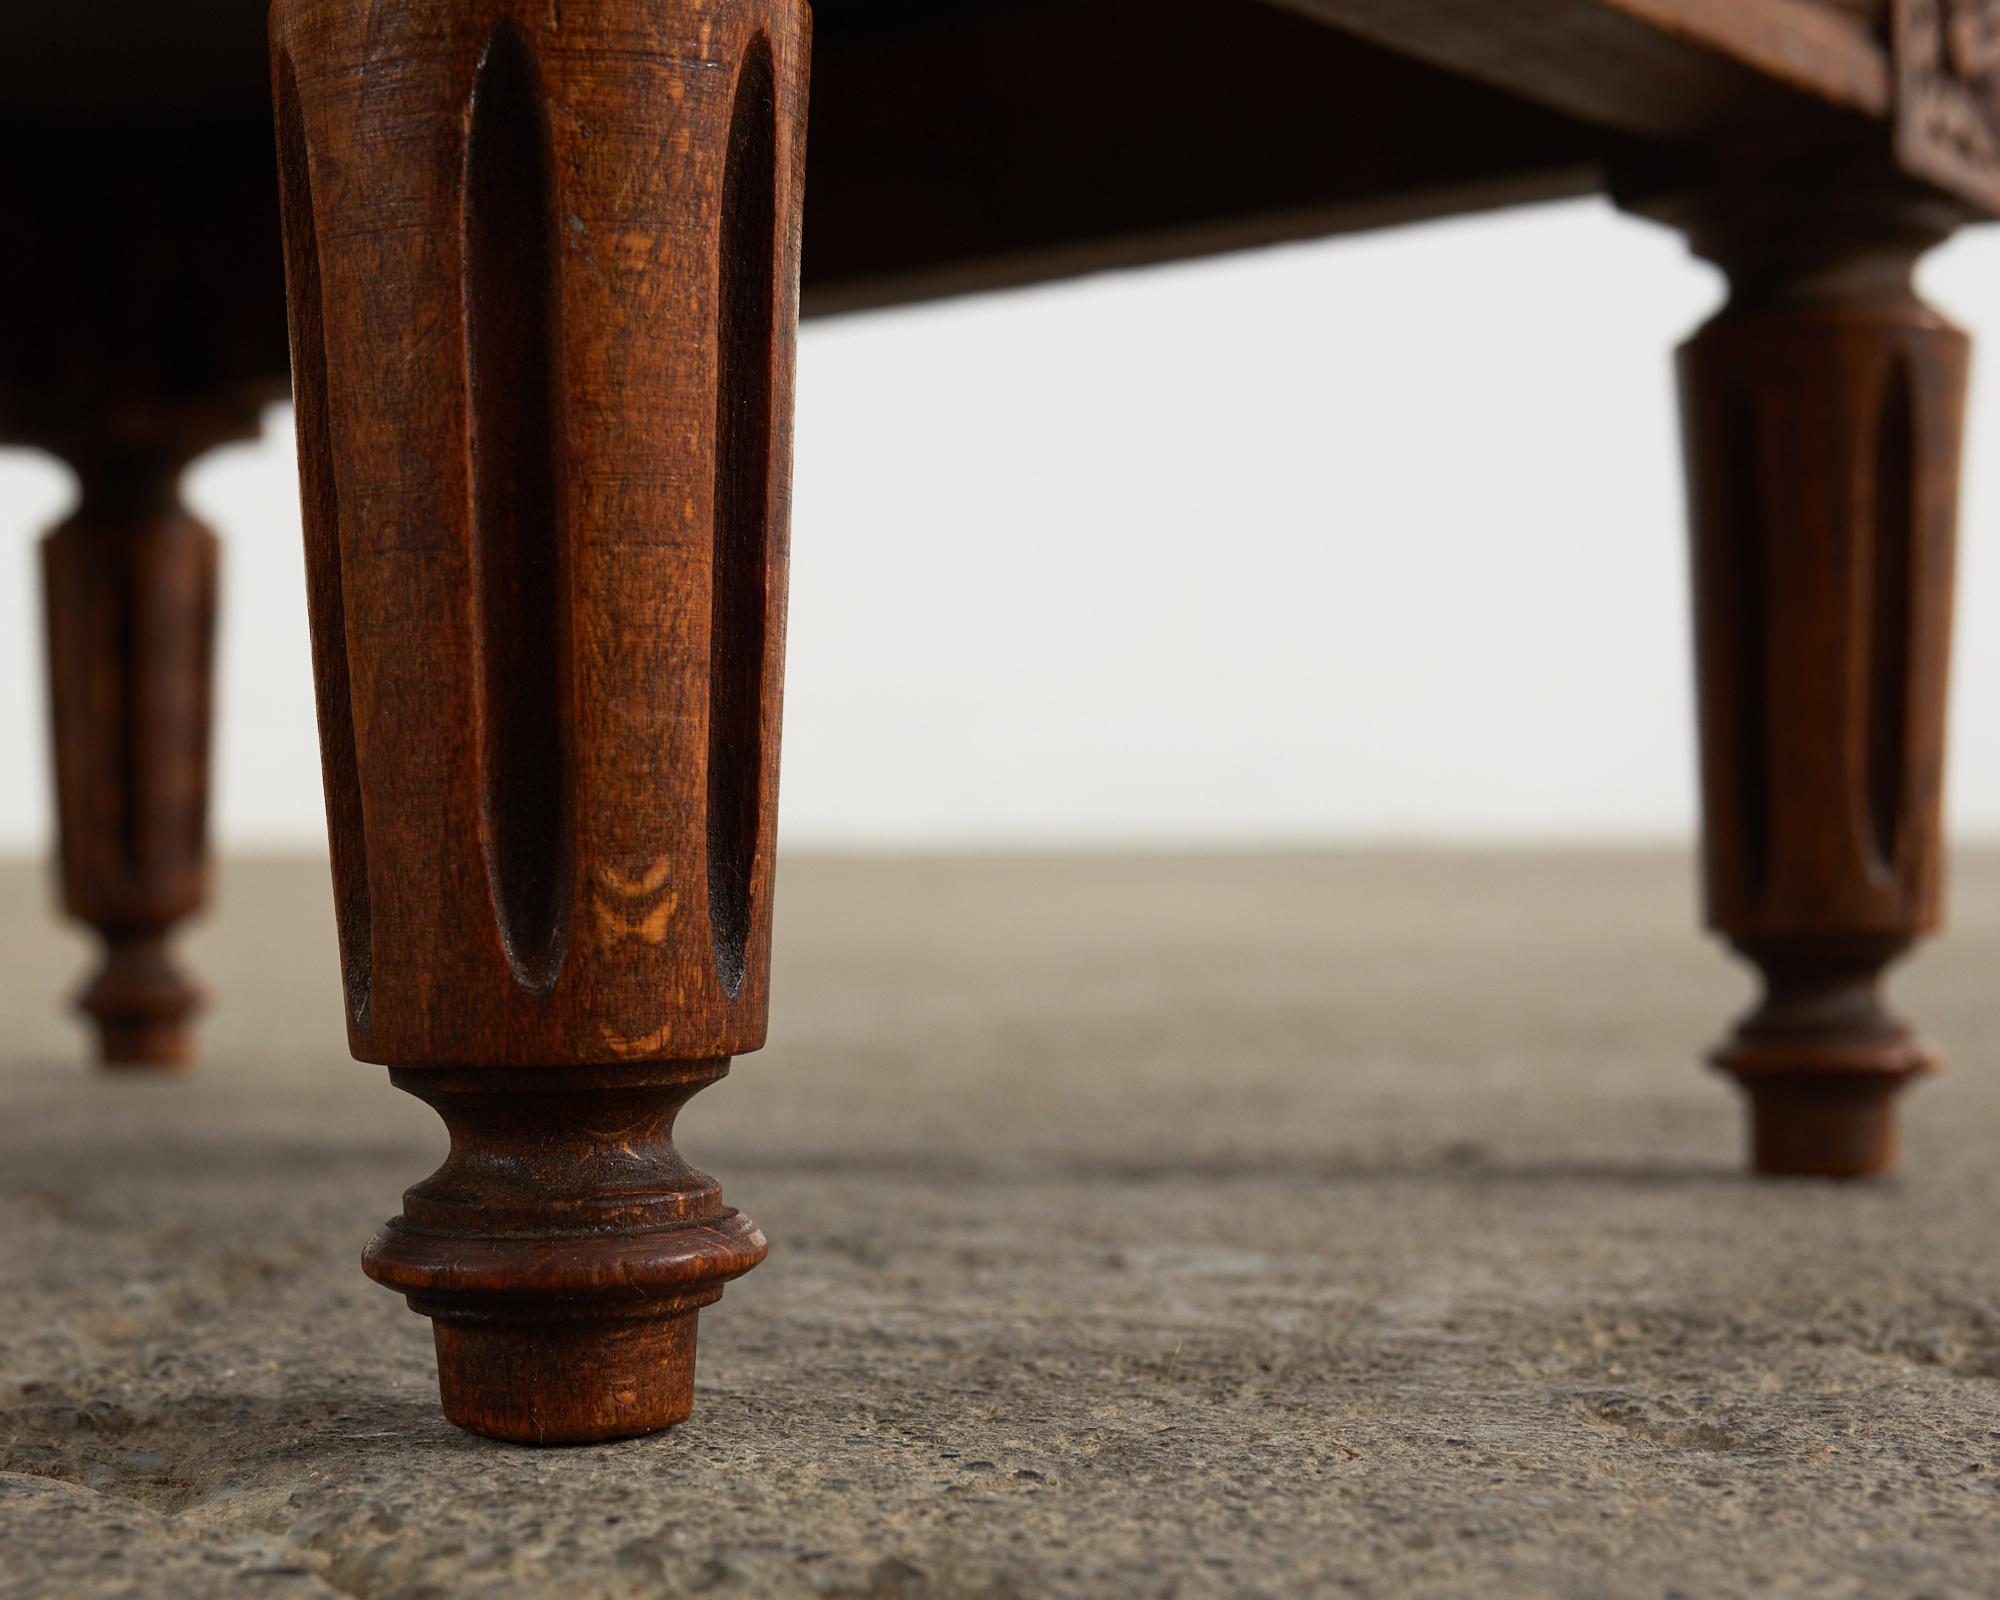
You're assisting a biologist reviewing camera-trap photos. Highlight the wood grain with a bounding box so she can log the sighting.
[270,0,809,1442]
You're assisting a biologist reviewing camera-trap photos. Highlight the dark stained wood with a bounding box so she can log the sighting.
[0,116,288,1070]
[1637,166,1968,1177]
[0,215,273,1072]
[3,0,1996,1433]
[269,0,807,1442]
[0,0,1941,332]
[23,407,257,1067]
[0,127,288,396]
[363,1064,767,1442]
[799,0,1626,315]
[1268,0,1892,137]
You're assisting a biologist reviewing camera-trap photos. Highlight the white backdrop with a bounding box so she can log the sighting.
[6,196,2000,850]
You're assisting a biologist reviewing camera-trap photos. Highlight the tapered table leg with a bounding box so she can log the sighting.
[15,404,257,1068]
[271,0,808,1441]
[1646,171,1968,1178]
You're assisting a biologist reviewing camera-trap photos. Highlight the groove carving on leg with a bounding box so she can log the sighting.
[277,51,374,1030]
[271,0,810,1441]
[13,412,257,1068]
[709,35,778,1002]
[464,22,574,994]
[1637,170,1967,1177]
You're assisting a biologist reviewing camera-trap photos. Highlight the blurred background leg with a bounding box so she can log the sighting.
[1643,167,1968,1177]
[0,120,285,1071]
[13,401,260,1067]
[271,0,808,1440]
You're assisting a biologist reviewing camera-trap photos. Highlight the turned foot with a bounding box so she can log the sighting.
[1738,1078,1904,1181]
[363,1065,766,1443]
[80,933,202,1068]
[1713,938,1933,1178]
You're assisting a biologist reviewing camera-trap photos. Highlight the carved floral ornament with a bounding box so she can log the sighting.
[1897,0,2000,208]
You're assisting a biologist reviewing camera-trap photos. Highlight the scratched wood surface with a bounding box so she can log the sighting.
[272,0,803,1070]
[270,0,808,1441]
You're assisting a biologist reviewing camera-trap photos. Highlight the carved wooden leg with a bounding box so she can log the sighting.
[270,0,807,1441]
[29,409,255,1067]
[1657,172,1967,1178]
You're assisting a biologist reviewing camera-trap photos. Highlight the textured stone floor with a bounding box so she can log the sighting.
[4,852,2000,1598]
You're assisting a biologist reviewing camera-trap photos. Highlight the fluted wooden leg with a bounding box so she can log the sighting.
[1653,172,1967,1178]
[29,409,255,1067]
[271,0,808,1441]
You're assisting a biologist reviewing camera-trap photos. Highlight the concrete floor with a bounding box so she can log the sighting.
[4,852,2000,1598]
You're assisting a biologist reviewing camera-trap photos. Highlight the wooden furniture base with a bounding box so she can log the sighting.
[1637,165,1967,1176]
[269,0,805,1441]
[11,0,2000,1438]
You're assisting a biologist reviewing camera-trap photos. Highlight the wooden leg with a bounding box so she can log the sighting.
[32,411,254,1068]
[1651,171,1967,1177]
[270,0,808,1441]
